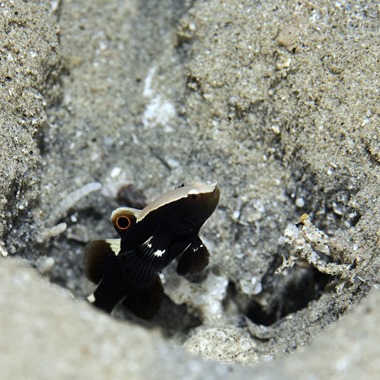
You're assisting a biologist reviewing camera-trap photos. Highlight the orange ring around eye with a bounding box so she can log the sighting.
[116,215,132,230]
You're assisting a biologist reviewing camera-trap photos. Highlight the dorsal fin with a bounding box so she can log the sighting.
[83,239,120,284]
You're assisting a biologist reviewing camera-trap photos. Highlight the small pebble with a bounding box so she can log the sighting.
[295,197,305,208]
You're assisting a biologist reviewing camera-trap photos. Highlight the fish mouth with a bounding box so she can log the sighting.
[209,184,220,207]
[199,182,220,211]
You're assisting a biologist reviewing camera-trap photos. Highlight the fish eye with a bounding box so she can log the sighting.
[116,215,132,230]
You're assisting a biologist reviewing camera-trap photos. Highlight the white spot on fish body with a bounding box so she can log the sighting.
[154,249,165,257]
[144,236,153,249]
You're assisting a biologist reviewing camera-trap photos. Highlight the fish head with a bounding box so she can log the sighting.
[138,181,220,236]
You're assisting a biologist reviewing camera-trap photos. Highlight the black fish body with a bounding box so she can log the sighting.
[84,181,220,319]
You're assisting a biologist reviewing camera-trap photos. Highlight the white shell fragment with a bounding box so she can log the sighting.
[36,223,67,244]
[36,257,55,274]
[276,214,354,283]
[0,241,9,257]
[47,182,102,225]
[164,268,228,324]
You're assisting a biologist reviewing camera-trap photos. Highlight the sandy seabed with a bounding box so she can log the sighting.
[0,1,379,379]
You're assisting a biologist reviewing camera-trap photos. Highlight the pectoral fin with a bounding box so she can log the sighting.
[176,237,209,276]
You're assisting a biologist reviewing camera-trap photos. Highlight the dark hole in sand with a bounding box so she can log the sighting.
[245,266,332,326]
